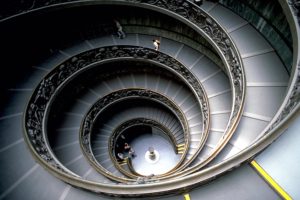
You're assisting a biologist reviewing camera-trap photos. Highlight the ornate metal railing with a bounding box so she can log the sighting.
[132,0,246,173]
[14,0,300,197]
[18,0,248,177]
[80,89,189,181]
[111,117,179,157]
[243,0,300,142]
[109,118,181,178]
[24,45,210,189]
[152,0,300,180]
[20,0,250,196]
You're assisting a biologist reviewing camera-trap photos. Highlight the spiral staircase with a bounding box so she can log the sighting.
[1,0,300,199]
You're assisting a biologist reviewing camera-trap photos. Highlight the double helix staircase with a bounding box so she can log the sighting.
[1,0,299,199]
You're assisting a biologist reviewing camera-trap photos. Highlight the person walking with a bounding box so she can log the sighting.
[153,39,160,51]
[124,143,131,152]
[124,143,136,158]
[114,19,126,39]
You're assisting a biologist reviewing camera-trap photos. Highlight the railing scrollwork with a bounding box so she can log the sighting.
[80,89,189,181]
[110,118,182,178]
[24,45,210,190]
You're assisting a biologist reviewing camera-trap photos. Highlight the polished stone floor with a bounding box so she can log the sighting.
[130,133,181,176]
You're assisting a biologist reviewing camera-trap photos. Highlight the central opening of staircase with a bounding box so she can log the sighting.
[116,124,180,176]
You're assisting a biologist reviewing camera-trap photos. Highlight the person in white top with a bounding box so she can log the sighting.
[153,39,160,51]
[114,19,126,39]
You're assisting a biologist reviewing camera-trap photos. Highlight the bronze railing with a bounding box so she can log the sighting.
[80,89,189,181]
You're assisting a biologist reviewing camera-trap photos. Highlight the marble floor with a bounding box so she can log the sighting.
[130,133,181,176]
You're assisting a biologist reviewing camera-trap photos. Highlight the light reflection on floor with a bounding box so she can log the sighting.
[131,133,181,176]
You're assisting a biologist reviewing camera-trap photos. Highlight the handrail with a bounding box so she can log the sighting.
[24,45,209,186]
[125,158,160,184]
[156,0,300,180]
[16,0,278,196]
[253,0,300,140]
[19,0,300,198]
[109,118,180,178]
[131,0,246,174]
[80,89,189,181]
[20,0,249,180]
[112,118,179,156]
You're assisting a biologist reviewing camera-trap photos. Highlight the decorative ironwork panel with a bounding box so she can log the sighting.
[24,45,209,177]
[80,91,188,181]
